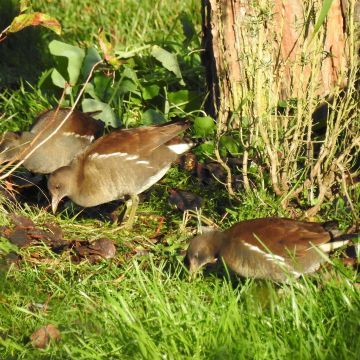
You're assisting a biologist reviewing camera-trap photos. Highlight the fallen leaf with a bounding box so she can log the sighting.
[30,324,60,349]
[9,214,35,228]
[88,238,116,259]
[169,189,202,211]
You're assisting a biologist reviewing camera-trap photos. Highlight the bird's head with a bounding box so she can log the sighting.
[185,229,224,274]
[47,166,75,213]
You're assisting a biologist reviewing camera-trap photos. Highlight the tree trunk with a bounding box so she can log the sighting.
[201,0,360,217]
[202,0,358,126]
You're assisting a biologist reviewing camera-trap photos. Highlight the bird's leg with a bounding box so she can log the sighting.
[122,194,139,228]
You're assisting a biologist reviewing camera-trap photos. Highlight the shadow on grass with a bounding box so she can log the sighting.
[0,0,56,88]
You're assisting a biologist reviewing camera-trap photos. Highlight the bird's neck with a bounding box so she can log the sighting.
[207,230,226,256]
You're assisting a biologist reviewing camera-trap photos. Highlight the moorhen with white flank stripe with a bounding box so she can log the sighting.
[186,218,356,282]
[0,108,104,173]
[48,119,192,227]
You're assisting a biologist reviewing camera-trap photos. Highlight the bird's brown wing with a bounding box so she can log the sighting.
[224,218,331,259]
[31,108,104,137]
[82,120,189,157]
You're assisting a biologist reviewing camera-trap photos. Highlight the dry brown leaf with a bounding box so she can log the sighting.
[30,324,60,349]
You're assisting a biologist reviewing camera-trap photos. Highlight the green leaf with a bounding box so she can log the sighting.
[8,12,61,35]
[193,116,215,137]
[19,0,30,12]
[179,13,196,45]
[51,68,67,89]
[115,45,151,58]
[193,142,215,157]
[168,90,189,106]
[142,84,160,100]
[277,100,287,108]
[309,0,334,43]
[49,40,85,87]
[142,109,166,125]
[82,47,102,79]
[118,79,138,94]
[220,135,241,156]
[122,67,138,84]
[82,99,118,127]
[93,74,112,100]
[83,83,99,100]
[168,90,202,112]
[151,45,184,85]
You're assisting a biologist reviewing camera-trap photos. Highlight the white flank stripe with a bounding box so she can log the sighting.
[136,160,150,164]
[167,143,192,154]
[243,242,285,263]
[126,155,139,161]
[90,152,128,160]
[243,242,265,255]
[291,271,302,278]
[63,132,94,142]
[264,253,286,263]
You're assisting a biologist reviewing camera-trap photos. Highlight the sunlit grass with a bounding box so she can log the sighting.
[0,0,359,358]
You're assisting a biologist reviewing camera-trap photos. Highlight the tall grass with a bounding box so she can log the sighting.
[0,255,359,359]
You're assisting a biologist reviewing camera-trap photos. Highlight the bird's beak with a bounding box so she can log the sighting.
[51,196,61,213]
[188,262,202,280]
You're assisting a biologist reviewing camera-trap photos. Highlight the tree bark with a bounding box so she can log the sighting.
[202,0,357,126]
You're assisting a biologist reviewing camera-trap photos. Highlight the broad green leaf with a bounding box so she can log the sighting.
[82,47,102,79]
[94,74,112,100]
[49,40,85,87]
[51,68,67,89]
[277,100,287,108]
[142,84,160,100]
[82,99,118,127]
[122,67,138,83]
[193,142,215,157]
[193,116,215,137]
[8,12,61,35]
[151,45,184,85]
[118,79,138,94]
[83,83,99,100]
[220,135,241,155]
[142,109,166,125]
[168,90,189,106]
[168,90,202,112]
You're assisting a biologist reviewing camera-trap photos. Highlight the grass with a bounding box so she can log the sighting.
[0,192,359,359]
[0,233,359,359]
[0,0,359,358]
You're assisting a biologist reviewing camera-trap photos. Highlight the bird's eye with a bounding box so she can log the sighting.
[55,185,61,190]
